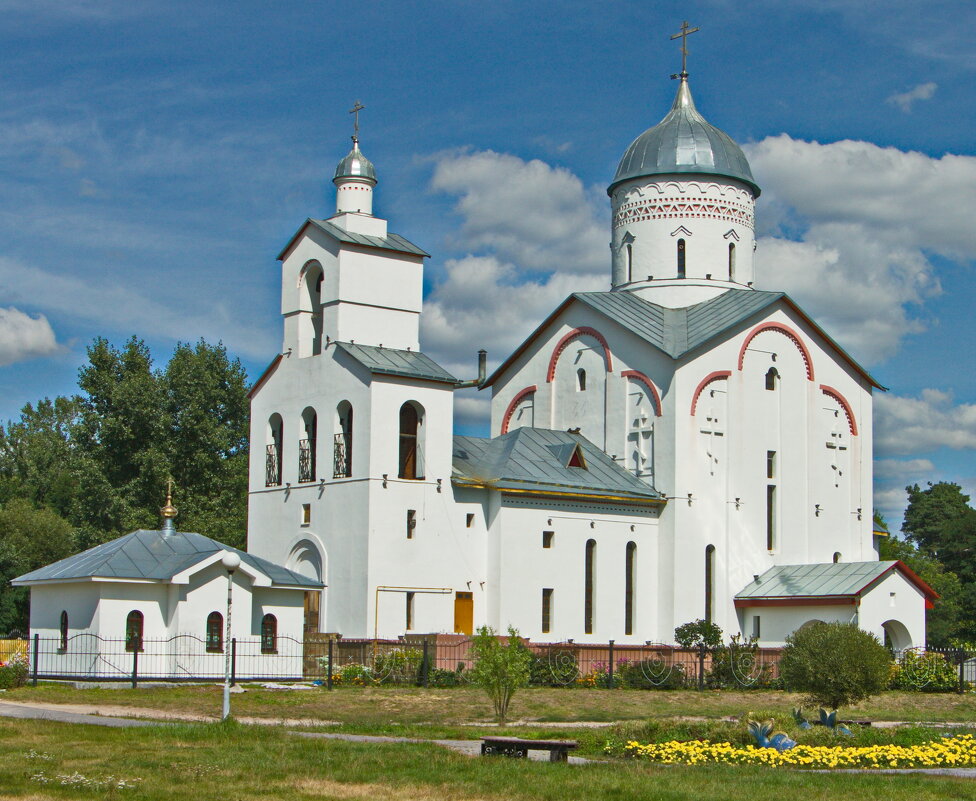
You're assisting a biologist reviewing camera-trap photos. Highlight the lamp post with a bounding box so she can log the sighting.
[220,551,241,721]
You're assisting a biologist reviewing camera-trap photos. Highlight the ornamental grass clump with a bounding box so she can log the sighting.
[779,622,891,712]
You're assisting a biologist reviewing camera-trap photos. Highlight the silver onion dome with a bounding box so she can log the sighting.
[609,77,760,197]
[333,138,377,184]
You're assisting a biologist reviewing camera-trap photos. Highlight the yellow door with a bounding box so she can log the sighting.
[453,592,473,635]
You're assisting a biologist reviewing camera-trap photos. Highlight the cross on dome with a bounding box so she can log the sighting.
[349,100,365,142]
[670,20,700,78]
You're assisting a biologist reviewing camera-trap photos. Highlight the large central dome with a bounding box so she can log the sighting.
[609,77,759,197]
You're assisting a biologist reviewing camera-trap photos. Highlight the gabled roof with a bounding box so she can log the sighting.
[452,427,664,504]
[13,529,322,589]
[277,217,429,261]
[483,289,883,390]
[335,342,458,384]
[734,560,938,607]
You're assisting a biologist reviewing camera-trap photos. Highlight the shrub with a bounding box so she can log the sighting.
[529,648,578,687]
[674,619,723,650]
[616,657,687,690]
[707,634,776,689]
[0,651,28,689]
[373,647,422,684]
[469,625,532,722]
[890,650,959,692]
[779,622,892,711]
[427,667,465,687]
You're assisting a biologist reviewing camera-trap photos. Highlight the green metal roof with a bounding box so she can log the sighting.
[276,218,429,261]
[12,529,322,588]
[335,342,458,384]
[736,561,901,600]
[452,427,663,503]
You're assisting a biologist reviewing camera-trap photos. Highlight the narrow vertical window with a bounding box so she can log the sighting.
[466,513,475,528]
[266,414,284,486]
[728,242,736,281]
[301,503,311,526]
[406,509,416,539]
[624,542,636,636]
[584,539,596,635]
[261,614,278,654]
[766,485,776,550]
[542,530,554,549]
[833,551,842,563]
[398,402,424,480]
[704,545,715,623]
[542,588,553,634]
[626,242,633,283]
[752,615,761,641]
[335,401,353,478]
[125,610,144,653]
[577,368,586,391]
[206,611,224,653]
[765,367,779,391]
[59,610,68,652]
[677,238,686,278]
[300,407,317,482]
[766,451,776,480]
[406,592,415,630]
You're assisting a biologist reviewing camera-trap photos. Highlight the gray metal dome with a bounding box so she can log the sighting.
[609,77,760,197]
[333,139,377,184]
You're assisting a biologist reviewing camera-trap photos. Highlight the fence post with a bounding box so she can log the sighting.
[698,643,706,691]
[422,638,430,688]
[32,633,39,687]
[608,640,615,689]
[327,638,334,690]
[231,638,237,686]
[131,646,139,689]
[958,648,966,694]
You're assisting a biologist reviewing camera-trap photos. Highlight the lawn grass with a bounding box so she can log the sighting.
[7,682,976,726]
[1,717,976,801]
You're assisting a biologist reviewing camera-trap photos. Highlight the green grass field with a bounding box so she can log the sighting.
[2,718,976,801]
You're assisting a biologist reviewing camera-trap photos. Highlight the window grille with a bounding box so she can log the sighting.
[334,433,351,478]
[266,444,281,486]
[298,438,315,483]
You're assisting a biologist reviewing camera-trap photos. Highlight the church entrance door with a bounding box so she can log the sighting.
[453,592,473,635]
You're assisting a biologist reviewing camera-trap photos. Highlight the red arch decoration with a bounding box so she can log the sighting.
[690,370,731,416]
[500,385,538,434]
[737,322,814,381]
[546,327,613,383]
[621,370,662,417]
[820,384,858,436]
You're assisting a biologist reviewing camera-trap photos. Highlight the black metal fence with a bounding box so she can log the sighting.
[10,634,976,692]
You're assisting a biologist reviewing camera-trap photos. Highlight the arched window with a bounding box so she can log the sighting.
[577,368,587,391]
[765,367,779,391]
[302,262,324,356]
[206,611,224,653]
[626,242,633,282]
[677,238,686,278]
[624,542,636,636]
[125,610,144,653]
[398,402,425,480]
[299,407,317,483]
[728,243,736,281]
[335,401,353,478]
[267,414,283,486]
[833,551,842,563]
[59,610,68,652]
[261,614,278,654]
[704,545,715,623]
[584,539,596,635]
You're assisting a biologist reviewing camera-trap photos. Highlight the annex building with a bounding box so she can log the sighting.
[246,67,935,649]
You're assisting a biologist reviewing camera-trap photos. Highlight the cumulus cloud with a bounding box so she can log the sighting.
[887,82,938,113]
[0,307,62,365]
[748,135,976,362]
[874,458,936,480]
[875,389,976,456]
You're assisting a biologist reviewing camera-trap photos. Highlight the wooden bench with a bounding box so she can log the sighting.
[480,736,578,762]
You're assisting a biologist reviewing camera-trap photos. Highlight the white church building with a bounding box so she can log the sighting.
[246,68,935,649]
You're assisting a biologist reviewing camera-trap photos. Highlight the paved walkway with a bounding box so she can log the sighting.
[1,701,973,774]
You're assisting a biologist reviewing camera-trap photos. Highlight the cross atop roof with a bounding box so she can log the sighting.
[349,100,365,142]
[670,20,700,78]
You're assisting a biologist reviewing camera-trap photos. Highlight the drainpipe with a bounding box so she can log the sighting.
[455,350,487,389]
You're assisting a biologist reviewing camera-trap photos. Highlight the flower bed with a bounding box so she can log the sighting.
[616,733,976,768]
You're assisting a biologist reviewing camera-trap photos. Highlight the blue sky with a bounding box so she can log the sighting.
[1,0,974,527]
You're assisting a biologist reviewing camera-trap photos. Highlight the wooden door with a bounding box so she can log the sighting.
[453,592,473,635]
[304,591,320,635]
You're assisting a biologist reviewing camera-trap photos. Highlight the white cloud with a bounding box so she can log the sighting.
[875,389,976,456]
[874,458,936,480]
[0,307,62,366]
[748,135,976,362]
[430,150,607,275]
[887,82,938,113]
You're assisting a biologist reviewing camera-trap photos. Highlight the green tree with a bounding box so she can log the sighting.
[779,622,892,711]
[0,499,76,634]
[470,625,532,723]
[674,619,723,649]
[902,482,972,555]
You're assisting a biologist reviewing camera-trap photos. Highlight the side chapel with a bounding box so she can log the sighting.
[246,44,934,649]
